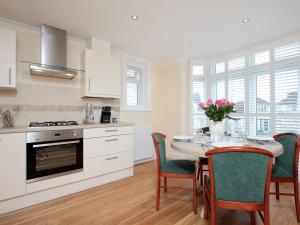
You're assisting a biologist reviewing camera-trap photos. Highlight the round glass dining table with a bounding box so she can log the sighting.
[171,135,284,218]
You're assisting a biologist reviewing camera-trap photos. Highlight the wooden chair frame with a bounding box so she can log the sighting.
[270,132,300,222]
[152,132,198,214]
[203,147,274,225]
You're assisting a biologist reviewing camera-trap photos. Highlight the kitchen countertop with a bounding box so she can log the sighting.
[0,122,134,134]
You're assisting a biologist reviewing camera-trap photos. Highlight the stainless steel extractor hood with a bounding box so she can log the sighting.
[25,24,82,79]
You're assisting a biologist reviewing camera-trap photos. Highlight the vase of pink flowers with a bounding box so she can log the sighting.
[199,99,236,142]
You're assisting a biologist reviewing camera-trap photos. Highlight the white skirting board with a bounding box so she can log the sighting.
[0,168,133,215]
[133,126,154,164]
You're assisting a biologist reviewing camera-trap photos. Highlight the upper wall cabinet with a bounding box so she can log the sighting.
[81,49,121,98]
[0,27,16,89]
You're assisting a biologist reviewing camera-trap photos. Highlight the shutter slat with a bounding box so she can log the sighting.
[274,42,300,61]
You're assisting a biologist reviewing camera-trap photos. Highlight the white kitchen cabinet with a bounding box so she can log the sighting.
[0,133,26,201]
[0,27,16,89]
[84,151,133,179]
[81,49,121,98]
[83,126,134,179]
[84,134,133,159]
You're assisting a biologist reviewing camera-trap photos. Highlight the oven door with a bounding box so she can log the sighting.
[27,139,83,183]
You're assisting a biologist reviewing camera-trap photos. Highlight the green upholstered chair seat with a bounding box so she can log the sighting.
[161,160,195,174]
[272,164,293,178]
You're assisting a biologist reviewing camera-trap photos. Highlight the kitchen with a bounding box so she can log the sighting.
[0,22,143,214]
[0,1,300,225]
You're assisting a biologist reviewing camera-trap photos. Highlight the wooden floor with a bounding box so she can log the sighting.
[0,161,300,225]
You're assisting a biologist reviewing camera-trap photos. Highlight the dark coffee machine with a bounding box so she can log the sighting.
[100,106,111,123]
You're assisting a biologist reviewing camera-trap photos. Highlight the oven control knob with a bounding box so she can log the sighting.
[72,131,77,137]
[35,136,40,141]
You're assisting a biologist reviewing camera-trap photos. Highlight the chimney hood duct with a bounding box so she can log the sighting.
[26,24,82,79]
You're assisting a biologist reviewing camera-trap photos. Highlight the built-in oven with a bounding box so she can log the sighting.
[26,129,83,183]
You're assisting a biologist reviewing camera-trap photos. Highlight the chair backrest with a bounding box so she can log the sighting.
[273,132,300,177]
[205,147,274,203]
[151,132,167,171]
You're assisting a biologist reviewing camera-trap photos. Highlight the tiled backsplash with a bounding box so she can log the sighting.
[0,104,119,112]
[0,83,120,126]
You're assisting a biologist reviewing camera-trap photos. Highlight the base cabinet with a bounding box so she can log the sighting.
[84,151,133,179]
[0,133,26,201]
[83,126,134,179]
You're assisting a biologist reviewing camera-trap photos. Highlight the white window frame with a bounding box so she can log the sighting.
[207,34,300,136]
[189,60,208,134]
[122,55,151,111]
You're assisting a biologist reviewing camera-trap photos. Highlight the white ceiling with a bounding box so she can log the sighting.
[0,0,300,63]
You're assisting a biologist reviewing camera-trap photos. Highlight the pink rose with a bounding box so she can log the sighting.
[230,101,235,106]
[225,100,231,106]
[222,98,227,104]
[206,99,214,106]
[215,99,223,107]
[199,103,206,109]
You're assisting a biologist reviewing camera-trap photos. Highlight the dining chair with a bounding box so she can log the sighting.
[270,132,300,222]
[203,146,274,225]
[151,132,198,214]
[197,126,209,184]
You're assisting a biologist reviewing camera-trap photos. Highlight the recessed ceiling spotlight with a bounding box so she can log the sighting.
[242,18,250,23]
[131,15,138,20]
[189,42,195,47]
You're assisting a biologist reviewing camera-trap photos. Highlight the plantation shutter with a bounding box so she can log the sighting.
[192,65,206,132]
[126,65,143,106]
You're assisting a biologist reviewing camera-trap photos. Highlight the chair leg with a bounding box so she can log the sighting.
[275,182,280,200]
[200,166,203,186]
[197,162,201,180]
[264,207,270,225]
[203,182,208,220]
[193,173,197,215]
[163,177,167,193]
[250,211,256,225]
[210,204,216,225]
[293,180,300,222]
[156,176,160,211]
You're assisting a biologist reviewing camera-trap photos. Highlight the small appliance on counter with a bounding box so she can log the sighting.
[100,106,111,123]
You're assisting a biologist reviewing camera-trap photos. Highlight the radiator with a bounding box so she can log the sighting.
[133,126,154,164]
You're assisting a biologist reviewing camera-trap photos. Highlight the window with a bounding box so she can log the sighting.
[209,40,300,136]
[123,56,149,110]
[254,50,270,65]
[274,42,300,61]
[228,57,245,71]
[191,64,206,133]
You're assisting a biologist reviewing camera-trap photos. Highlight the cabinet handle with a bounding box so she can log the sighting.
[8,68,12,85]
[105,156,119,161]
[88,78,91,92]
[105,138,118,142]
[105,129,118,133]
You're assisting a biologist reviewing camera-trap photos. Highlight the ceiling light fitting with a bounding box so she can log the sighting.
[242,18,250,23]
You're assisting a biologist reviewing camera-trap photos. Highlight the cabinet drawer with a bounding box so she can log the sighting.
[84,126,133,138]
[84,151,133,179]
[84,134,133,158]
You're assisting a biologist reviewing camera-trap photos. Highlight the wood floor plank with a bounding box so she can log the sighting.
[0,161,299,225]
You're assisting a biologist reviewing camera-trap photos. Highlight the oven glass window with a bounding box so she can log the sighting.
[35,143,77,172]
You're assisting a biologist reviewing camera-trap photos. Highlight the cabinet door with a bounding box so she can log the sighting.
[0,27,16,88]
[0,133,26,201]
[85,50,121,98]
